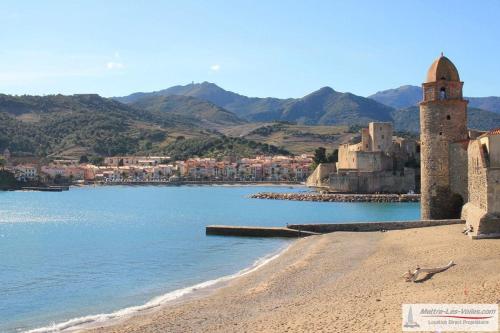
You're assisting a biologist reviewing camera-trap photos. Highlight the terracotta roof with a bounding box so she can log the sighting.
[487,128,500,135]
[426,54,460,83]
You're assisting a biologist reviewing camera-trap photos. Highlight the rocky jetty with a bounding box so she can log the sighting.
[250,192,420,203]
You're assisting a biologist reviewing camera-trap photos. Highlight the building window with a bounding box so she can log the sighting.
[381,135,384,139]
[439,87,447,100]
[447,115,451,120]
[439,132,442,136]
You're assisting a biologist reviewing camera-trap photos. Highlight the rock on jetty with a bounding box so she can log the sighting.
[250,192,420,203]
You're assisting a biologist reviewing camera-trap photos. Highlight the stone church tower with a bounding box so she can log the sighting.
[420,54,468,219]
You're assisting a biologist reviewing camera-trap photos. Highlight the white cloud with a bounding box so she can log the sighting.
[106,62,124,70]
[210,64,221,71]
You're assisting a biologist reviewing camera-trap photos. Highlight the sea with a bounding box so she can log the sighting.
[0,185,420,332]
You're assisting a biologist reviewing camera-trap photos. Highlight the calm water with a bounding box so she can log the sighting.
[0,186,419,332]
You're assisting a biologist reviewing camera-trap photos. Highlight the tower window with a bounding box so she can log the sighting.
[439,88,447,100]
[439,132,443,136]
[447,115,451,120]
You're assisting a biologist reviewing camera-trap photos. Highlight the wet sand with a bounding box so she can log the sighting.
[86,225,500,333]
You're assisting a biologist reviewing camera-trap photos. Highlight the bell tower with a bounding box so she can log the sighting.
[420,54,468,219]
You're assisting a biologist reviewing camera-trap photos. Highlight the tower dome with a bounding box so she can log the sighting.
[426,54,460,82]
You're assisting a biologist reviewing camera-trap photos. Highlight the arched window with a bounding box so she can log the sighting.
[439,87,447,100]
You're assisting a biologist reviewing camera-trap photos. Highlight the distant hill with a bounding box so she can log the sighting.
[130,94,245,128]
[370,85,500,113]
[0,94,279,159]
[117,83,395,126]
[467,96,500,114]
[115,81,291,119]
[391,106,500,133]
[368,85,422,109]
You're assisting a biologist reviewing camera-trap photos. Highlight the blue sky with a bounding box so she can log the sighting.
[1,1,499,98]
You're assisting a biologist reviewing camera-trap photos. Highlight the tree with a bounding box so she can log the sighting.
[89,156,104,166]
[79,155,89,163]
[326,149,339,163]
[313,147,327,165]
[0,156,5,171]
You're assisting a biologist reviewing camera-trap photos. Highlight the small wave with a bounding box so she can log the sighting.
[26,244,291,333]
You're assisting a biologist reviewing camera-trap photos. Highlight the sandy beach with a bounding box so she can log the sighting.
[86,224,500,333]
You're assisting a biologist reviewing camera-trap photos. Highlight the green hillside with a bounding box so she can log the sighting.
[117,83,395,126]
[0,94,282,159]
[130,94,245,128]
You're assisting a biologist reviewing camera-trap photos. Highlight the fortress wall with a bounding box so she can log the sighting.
[306,163,336,188]
[328,170,415,194]
[487,168,500,213]
[449,142,469,201]
[467,140,488,211]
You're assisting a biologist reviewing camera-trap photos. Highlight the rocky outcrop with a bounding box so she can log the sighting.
[250,192,420,203]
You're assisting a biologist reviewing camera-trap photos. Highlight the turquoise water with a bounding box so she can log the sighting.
[0,186,419,332]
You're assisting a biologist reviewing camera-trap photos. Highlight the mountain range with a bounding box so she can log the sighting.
[116,82,393,125]
[116,82,500,131]
[2,82,500,159]
[369,85,500,112]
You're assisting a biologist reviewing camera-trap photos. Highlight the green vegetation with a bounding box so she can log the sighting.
[238,122,349,155]
[0,94,215,158]
[164,136,290,160]
[130,94,245,128]
[0,170,17,189]
[312,147,338,168]
[117,83,395,126]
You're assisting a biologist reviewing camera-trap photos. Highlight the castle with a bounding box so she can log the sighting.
[420,54,500,238]
[307,122,418,193]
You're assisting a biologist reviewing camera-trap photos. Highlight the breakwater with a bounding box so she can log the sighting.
[206,220,464,238]
[250,192,420,202]
[206,225,319,238]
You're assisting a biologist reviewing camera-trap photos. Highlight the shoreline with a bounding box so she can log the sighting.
[26,244,293,333]
[90,181,303,187]
[4,182,306,192]
[84,224,499,333]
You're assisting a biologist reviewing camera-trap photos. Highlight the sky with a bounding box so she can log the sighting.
[1,1,499,98]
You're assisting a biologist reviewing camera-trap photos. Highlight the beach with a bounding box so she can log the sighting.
[85,224,500,333]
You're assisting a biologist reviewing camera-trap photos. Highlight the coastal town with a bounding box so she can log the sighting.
[2,2,500,333]
[0,150,314,184]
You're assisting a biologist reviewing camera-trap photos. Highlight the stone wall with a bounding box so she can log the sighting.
[369,122,393,152]
[420,99,468,219]
[306,163,336,188]
[449,141,469,202]
[467,140,488,210]
[328,168,415,194]
[288,219,464,233]
[462,137,500,238]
